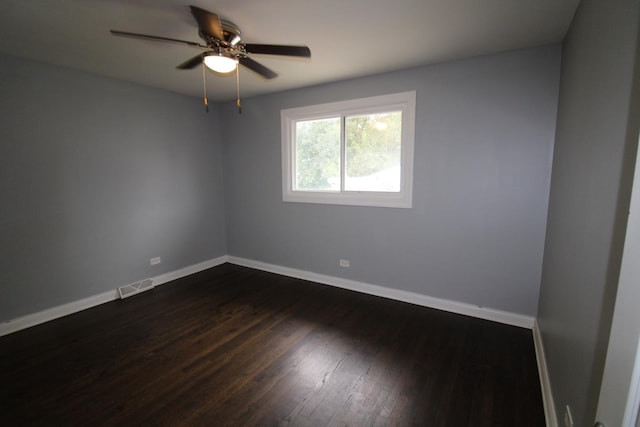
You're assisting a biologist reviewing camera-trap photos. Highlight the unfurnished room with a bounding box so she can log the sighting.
[1,1,640,426]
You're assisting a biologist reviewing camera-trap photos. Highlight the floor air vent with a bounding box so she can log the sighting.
[118,278,154,299]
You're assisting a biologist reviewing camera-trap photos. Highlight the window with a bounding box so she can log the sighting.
[281,91,416,208]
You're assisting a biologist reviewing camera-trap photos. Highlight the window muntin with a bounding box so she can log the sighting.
[282,91,415,208]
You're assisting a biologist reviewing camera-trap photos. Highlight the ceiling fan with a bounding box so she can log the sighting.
[111,5,311,111]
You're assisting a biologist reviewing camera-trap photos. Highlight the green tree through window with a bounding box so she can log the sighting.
[345,112,402,191]
[295,118,340,190]
[295,112,402,192]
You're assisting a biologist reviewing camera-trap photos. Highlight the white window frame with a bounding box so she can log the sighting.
[281,91,416,208]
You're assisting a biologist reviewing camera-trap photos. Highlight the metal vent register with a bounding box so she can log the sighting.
[118,278,154,299]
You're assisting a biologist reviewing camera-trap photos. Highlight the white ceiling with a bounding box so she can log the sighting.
[0,0,580,102]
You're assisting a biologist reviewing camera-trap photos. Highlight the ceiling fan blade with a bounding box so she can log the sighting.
[244,44,311,58]
[189,5,224,40]
[239,57,278,79]
[110,30,205,48]
[177,54,204,69]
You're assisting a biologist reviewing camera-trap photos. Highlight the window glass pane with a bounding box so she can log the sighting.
[345,111,402,192]
[295,117,341,191]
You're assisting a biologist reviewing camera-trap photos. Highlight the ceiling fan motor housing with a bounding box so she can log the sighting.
[201,20,242,48]
[221,21,242,46]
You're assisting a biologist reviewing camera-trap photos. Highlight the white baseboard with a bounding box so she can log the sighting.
[227,256,535,329]
[533,320,558,427]
[0,289,120,338]
[0,255,228,337]
[1,254,535,334]
[152,256,228,286]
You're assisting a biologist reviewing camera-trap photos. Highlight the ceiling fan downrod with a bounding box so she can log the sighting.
[202,60,209,113]
[236,66,242,115]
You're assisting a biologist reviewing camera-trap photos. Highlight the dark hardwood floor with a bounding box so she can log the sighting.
[0,264,545,426]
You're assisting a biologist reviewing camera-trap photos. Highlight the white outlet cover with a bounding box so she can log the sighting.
[150,257,161,265]
[339,259,350,267]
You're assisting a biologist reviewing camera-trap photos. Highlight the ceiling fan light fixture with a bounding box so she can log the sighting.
[203,52,238,73]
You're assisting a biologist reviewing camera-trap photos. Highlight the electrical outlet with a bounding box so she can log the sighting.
[339,259,350,268]
[150,257,161,265]
[564,405,574,427]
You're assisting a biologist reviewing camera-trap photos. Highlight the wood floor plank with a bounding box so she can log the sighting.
[0,264,545,426]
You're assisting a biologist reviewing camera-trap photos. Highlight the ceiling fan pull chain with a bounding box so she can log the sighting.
[236,65,242,114]
[202,59,209,113]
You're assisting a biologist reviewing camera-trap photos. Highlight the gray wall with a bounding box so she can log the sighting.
[0,54,227,322]
[222,45,561,317]
[537,0,640,425]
